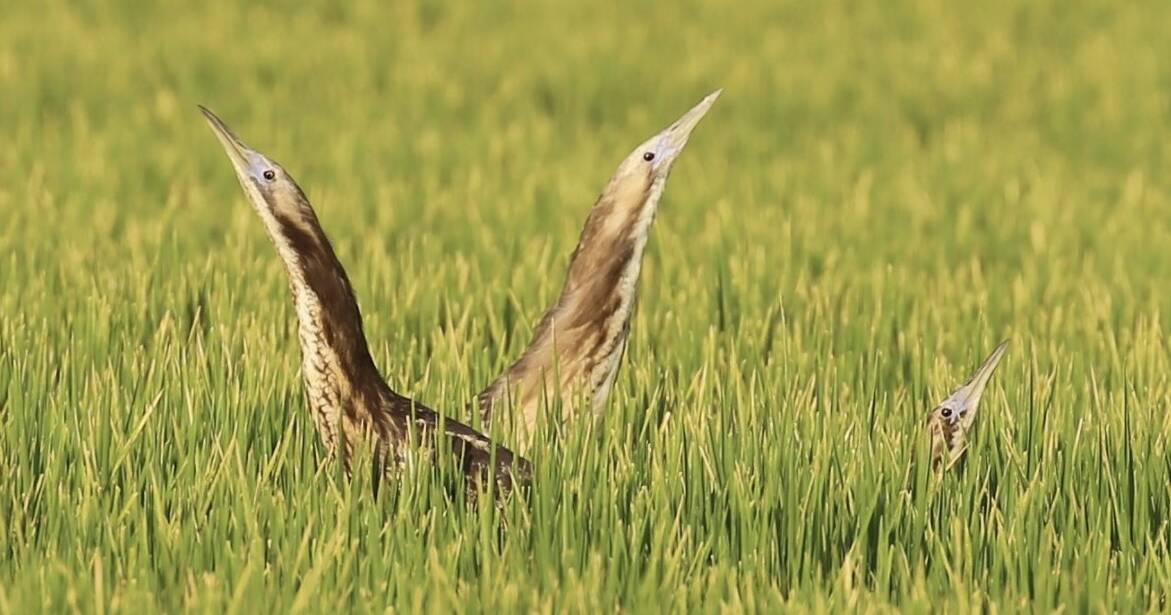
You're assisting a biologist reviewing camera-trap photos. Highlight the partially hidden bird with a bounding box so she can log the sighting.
[926,339,1010,470]
[199,106,529,499]
[476,91,721,451]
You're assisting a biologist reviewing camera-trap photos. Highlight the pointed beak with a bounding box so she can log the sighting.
[199,105,255,177]
[652,89,721,169]
[954,339,1010,408]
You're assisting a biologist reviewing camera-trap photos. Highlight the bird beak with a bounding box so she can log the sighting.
[199,105,256,177]
[948,339,1010,411]
[651,89,721,170]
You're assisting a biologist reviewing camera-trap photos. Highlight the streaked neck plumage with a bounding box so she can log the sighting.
[479,171,667,445]
[200,107,529,497]
[477,90,720,450]
[261,184,389,458]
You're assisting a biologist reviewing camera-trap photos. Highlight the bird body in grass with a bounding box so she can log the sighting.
[927,340,1010,470]
[477,91,721,450]
[200,107,529,499]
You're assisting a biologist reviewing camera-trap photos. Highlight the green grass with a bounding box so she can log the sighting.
[4,0,1171,611]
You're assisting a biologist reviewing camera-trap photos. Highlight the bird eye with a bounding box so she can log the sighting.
[940,407,953,418]
[642,152,655,162]
[263,170,276,181]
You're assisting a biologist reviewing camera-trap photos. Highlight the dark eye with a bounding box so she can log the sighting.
[940,407,953,418]
[263,170,276,181]
[642,152,655,162]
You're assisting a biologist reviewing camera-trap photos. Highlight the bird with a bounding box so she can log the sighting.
[477,90,721,450]
[199,106,530,499]
[926,339,1010,470]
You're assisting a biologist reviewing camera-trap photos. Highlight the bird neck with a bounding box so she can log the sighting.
[479,175,666,432]
[266,204,390,451]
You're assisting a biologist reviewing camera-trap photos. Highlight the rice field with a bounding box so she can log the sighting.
[4,0,1171,612]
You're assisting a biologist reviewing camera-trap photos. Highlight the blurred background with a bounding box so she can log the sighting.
[6,0,1171,309]
[5,0,1171,350]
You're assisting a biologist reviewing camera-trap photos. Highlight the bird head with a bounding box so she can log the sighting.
[580,90,720,245]
[199,106,318,253]
[631,89,721,175]
[608,90,721,197]
[928,339,1010,468]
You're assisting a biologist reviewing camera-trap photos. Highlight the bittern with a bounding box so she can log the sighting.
[478,91,721,449]
[927,339,1010,470]
[199,106,529,498]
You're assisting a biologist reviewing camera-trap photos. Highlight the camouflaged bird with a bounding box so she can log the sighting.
[927,340,1010,470]
[200,107,529,500]
[476,91,721,451]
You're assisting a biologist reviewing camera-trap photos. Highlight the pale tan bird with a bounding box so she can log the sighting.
[478,91,721,450]
[199,107,529,499]
[927,339,1010,470]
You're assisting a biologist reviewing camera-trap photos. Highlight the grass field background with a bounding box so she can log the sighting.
[4,0,1171,612]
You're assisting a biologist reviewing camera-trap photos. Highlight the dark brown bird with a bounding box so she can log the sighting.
[477,91,721,450]
[200,106,529,499]
[927,339,1010,470]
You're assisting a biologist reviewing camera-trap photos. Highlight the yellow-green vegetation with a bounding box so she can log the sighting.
[3,0,1171,612]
